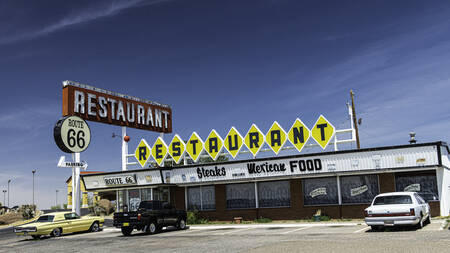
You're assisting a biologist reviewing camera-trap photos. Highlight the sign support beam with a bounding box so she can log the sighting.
[122,127,128,171]
[71,153,81,215]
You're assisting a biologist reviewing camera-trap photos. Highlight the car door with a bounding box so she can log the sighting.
[162,203,176,225]
[63,213,75,233]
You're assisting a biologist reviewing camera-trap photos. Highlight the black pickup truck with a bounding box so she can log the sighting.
[113,200,187,236]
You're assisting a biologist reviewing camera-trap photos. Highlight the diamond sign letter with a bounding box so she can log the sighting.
[135,139,151,168]
[311,115,335,149]
[288,118,311,152]
[168,134,186,164]
[265,121,287,155]
[204,129,224,161]
[244,124,265,157]
[186,132,204,162]
[223,127,244,158]
[151,137,168,166]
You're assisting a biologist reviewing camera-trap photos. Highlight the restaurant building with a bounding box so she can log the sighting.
[81,141,450,220]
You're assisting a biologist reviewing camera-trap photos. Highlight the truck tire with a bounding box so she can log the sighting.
[144,221,157,235]
[121,227,133,236]
[177,218,187,230]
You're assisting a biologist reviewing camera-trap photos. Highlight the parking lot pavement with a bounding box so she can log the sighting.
[0,222,447,253]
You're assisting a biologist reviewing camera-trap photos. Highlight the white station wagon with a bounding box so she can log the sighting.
[364,192,431,230]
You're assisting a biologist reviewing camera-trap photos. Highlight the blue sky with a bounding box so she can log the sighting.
[1,0,450,209]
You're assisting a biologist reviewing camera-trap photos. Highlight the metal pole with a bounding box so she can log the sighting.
[71,154,76,213]
[350,90,361,149]
[56,190,59,207]
[32,170,36,207]
[2,190,6,206]
[74,152,81,215]
[122,127,127,171]
[7,179,11,207]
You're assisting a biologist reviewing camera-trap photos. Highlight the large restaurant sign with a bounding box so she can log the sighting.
[62,80,172,133]
[133,116,336,168]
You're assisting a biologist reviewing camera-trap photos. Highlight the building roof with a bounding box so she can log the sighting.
[66,171,104,184]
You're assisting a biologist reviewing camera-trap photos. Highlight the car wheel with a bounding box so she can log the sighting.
[147,222,157,234]
[90,222,100,232]
[424,215,431,225]
[177,218,186,230]
[31,235,41,240]
[121,227,133,236]
[416,214,424,229]
[51,228,62,237]
[370,226,381,231]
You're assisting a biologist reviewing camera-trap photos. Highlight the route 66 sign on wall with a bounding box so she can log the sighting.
[54,116,91,153]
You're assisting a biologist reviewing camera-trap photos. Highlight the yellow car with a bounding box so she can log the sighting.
[14,211,104,239]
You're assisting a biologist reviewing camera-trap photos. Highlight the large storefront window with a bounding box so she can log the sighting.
[187,186,215,210]
[187,187,201,210]
[303,177,338,206]
[153,187,170,202]
[226,183,256,209]
[395,173,439,202]
[141,188,152,201]
[340,175,379,204]
[128,189,141,211]
[258,181,290,208]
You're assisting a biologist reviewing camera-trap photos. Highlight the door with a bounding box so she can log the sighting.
[162,202,177,225]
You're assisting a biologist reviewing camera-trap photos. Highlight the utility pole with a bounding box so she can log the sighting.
[32,169,36,207]
[56,190,59,207]
[2,190,6,206]
[7,179,11,207]
[350,90,361,149]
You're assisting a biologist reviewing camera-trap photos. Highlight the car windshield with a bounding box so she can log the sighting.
[373,195,412,205]
[36,215,54,222]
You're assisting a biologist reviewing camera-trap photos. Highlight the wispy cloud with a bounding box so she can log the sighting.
[0,0,171,46]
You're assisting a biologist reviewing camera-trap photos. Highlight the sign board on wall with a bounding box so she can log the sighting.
[82,170,162,190]
[62,80,172,133]
[165,145,439,185]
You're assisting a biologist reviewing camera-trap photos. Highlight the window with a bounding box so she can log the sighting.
[187,187,201,210]
[226,183,256,209]
[153,187,170,202]
[141,188,152,201]
[258,181,290,208]
[37,215,54,222]
[64,213,80,220]
[201,186,215,210]
[187,186,215,210]
[373,195,412,205]
[128,189,140,211]
[303,177,338,206]
[340,175,379,204]
[395,174,439,202]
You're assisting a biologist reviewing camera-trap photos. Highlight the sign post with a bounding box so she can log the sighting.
[54,115,91,215]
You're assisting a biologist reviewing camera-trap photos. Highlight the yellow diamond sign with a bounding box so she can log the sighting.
[244,124,265,157]
[168,134,185,164]
[265,121,287,155]
[151,137,168,166]
[223,127,244,158]
[135,139,151,168]
[288,118,311,152]
[311,115,335,149]
[204,129,224,160]
[186,132,204,162]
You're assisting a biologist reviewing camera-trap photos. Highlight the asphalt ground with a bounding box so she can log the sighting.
[0,220,448,253]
